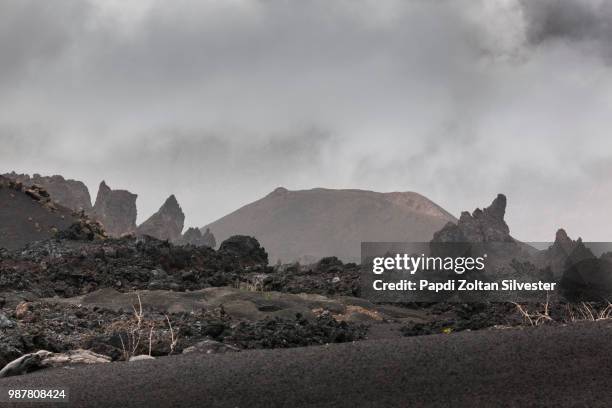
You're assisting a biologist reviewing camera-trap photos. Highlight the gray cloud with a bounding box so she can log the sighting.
[0,1,90,87]
[1,0,612,241]
[521,0,612,47]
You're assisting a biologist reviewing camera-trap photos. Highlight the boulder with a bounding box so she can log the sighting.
[56,218,107,241]
[0,313,15,329]
[0,349,112,378]
[182,340,240,355]
[0,350,51,378]
[129,355,156,362]
[219,235,268,267]
[42,349,112,367]
[15,302,31,320]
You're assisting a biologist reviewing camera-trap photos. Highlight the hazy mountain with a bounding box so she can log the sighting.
[204,187,456,263]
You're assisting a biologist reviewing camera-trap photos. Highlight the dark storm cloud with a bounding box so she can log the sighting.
[521,0,612,47]
[1,0,612,240]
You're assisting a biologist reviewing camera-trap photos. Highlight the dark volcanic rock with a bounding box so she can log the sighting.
[540,229,596,278]
[0,176,77,250]
[433,194,512,243]
[429,194,540,284]
[91,181,137,237]
[182,340,240,355]
[401,303,526,337]
[264,257,361,297]
[3,172,92,213]
[137,195,185,242]
[179,227,216,248]
[218,235,268,267]
[0,235,270,298]
[0,298,367,369]
[223,314,366,349]
[55,218,107,242]
[560,257,612,302]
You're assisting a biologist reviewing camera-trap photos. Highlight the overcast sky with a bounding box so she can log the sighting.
[2,0,612,241]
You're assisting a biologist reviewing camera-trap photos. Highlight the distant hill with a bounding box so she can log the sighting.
[204,187,456,263]
[0,176,77,250]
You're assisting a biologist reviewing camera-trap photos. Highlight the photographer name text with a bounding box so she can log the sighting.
[372,279,556,292]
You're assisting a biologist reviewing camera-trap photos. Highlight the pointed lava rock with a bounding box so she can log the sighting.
[137,195,185,242]
[91,181,137,237]
[433,194,512,243]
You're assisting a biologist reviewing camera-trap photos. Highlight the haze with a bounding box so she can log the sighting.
[1,0,612,241]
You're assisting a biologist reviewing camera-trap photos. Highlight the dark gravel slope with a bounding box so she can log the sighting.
[3,321,612,407]
[0,178,76,251]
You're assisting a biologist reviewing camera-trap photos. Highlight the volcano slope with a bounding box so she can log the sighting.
[3,321,612,408]
[205,187,456,263]
[0,177,77,251]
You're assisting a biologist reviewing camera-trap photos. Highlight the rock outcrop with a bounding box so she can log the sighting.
[205,187,456,263]
[218,235,268,267]
[433,194,512,243]
[201,228,216,247]
[91,181,137,237]
[0,176,77,250]
[55,217,107,242]
[429,194,542,271]
[179,227,216,247]
[3,172,92,213]
[182,340,240,355]
[560,255,612,302]
[137,195,185,242]
[539,229,596,278]
[0,349,111,378]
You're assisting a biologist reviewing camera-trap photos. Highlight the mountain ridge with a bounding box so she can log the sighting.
[204,187,457,263]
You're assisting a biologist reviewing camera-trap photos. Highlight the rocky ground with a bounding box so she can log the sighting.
[0,228,534,377]
[0,231,392,376]
[0,226,366,303]
[7,321,612,408]
[0,299,367,370]
[1,192,609,380]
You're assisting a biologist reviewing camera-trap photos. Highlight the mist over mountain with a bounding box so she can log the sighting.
[205,187,456,263]
[1,0,612,241]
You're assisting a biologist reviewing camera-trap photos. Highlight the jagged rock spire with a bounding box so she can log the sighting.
[137,195,185,242]
[91,181,137,237]
[433,193,512,243]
